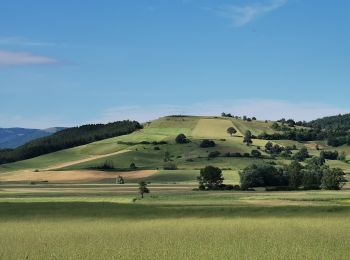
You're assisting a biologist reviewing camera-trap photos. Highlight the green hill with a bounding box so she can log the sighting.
[0,116,349,183]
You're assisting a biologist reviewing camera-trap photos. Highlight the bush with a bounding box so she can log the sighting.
[163,163,178,170]
[130,162,137,169]
[116,175,125,184]
[292,147,309,161]
[199,139,216,148]
[175,134,189,144]
[96,160,115,170]
[251,150,262,158]
[208,151,221,158]
[320,150,339,160]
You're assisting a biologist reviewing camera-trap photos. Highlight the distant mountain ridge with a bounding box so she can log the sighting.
[0,127,66,149]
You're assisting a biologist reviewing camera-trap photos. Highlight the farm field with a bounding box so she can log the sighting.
[0,184,350,259]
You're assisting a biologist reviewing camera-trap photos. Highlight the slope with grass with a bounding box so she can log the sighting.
[1,115,350,183]
[1,184,350,259]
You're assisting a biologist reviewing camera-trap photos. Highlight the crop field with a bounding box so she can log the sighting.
[192,118,235,138]
[0,184,350,260]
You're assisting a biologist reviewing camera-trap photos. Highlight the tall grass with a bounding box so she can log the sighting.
[0,217,349,259]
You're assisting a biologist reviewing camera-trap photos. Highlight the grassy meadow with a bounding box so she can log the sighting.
[1,184,350,259]
[1,116,350,259]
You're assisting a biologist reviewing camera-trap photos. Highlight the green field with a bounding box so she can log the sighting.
[1,116,350,259]
[1,116,350,182]
[1,184,350,259]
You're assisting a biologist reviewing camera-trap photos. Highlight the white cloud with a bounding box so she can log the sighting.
[0,50,58,66]
[214,0,288,27]
[0,37,55,47]
[94,99,349,123]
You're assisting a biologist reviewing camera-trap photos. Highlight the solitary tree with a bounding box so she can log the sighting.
[116,175,125,184]
[130,162,137,169]
[138,181,150,198]
[243,130,253,146]
[227,127,237,136]
[197,166,224,190]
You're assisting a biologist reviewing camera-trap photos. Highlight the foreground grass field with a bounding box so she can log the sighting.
[1,116,350,259]
[1,184,350,260]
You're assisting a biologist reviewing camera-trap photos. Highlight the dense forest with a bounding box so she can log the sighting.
[307,113,350,130]
[256,115,350,146]
[0,120,142,165]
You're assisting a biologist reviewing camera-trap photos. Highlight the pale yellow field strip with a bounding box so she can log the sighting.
[191,118,238,138]
[0,169,158,183]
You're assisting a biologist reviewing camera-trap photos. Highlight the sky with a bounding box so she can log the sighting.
[1,0,350,128]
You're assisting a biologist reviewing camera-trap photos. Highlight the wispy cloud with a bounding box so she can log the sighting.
[93,99,349,124]
[214,0,288,27]
[0,50,58,67]
[0,37,55,47]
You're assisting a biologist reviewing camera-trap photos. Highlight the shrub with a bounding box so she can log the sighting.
[98,160,115,170]
[251,150,261,158]
[292,147,309,161]
[320,150,339,160]
[130,162,137,169]
[208,151,221,158]
[116,175,125,184]
[163,163,178,170]
[175,134,189,144]
[200,139,216,148]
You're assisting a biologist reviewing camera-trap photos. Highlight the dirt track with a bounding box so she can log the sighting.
[45,149,131,170]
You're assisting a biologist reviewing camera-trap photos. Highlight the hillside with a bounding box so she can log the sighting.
[0,127,65,149]
[308,113,350,129]
[0,121,142,165]
[1,115,349,184]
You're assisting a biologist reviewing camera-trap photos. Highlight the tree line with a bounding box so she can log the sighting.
[197,160,347,192]
[0,120,142,165]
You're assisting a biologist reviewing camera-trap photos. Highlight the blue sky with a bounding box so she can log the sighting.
[1,0,349,128]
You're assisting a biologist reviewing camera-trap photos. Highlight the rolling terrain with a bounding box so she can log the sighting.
[0,115,349,183]
[1,115,350,259]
